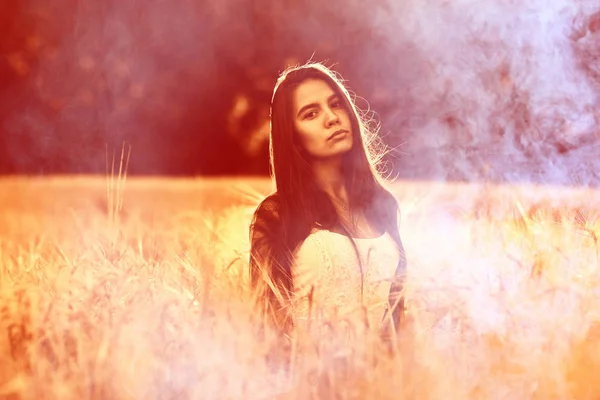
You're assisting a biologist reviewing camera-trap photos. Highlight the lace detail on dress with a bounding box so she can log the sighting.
[291,229,401,332]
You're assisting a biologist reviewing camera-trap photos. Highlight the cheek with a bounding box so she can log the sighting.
[294,123,321,152]
[340,109,352,124]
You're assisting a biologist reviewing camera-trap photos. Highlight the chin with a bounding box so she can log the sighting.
[342,137,354,150]
[335,141,353,156]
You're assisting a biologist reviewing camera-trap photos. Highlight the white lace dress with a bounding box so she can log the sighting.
[290,228,401,334]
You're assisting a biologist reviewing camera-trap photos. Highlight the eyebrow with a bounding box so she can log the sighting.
[296,94,340,117]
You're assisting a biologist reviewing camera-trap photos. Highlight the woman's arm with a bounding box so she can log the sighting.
[248,195,292,333]
[381,205,408,341]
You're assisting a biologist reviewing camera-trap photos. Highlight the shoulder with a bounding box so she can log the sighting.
[382,188,402,222]
[294,233,320,258]
[254,192,281,212]
[369,188,401,224]
[249,193,282,241]
[251,192,281,222]
[293,231,330,275]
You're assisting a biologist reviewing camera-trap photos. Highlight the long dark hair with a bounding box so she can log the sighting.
[249,62,405,336]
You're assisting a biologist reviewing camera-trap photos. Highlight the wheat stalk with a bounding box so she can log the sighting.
[105,142,132,249]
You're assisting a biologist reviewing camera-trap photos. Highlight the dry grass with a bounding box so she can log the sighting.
[0,174,600,399]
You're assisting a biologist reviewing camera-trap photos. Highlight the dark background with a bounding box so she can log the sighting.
[1,0,599,185]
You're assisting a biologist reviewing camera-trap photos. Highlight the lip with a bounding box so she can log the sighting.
[328,129,348,140]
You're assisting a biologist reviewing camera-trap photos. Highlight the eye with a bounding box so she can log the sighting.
[303,110,317,119]
[331,100,341,108]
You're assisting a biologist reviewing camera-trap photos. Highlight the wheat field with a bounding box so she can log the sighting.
[1,174,600,399]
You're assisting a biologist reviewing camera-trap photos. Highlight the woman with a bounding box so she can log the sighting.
[249,61,407,348]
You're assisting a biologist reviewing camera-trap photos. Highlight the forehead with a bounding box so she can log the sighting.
[292,79,337,110]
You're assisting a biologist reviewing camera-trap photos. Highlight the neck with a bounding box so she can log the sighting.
[311,156,347,202]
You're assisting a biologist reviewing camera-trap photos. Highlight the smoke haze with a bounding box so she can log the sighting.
[0,0,598,184]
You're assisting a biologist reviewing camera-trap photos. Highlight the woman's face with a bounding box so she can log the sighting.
[291,78,353,159]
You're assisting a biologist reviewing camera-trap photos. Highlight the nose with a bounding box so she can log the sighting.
[324,107,340,127]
